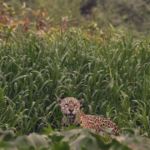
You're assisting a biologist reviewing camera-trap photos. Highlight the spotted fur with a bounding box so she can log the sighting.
[57,97,120,136]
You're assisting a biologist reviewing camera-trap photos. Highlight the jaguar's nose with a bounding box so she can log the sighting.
[69,108,74,112]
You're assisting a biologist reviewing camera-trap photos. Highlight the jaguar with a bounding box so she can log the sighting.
[57,97,120,136]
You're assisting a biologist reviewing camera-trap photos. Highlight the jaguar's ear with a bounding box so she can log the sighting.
[79,99,84,106]
[57,98,62,105]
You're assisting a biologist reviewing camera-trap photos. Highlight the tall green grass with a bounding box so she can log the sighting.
[0,28,150,135]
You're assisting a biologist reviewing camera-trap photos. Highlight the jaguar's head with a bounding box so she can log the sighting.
[57,97,84,119]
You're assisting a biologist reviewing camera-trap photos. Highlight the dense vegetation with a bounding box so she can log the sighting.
[2,0,150,31]
[1,128,150,150]
[0,26,150,149]
[1,0,150,149]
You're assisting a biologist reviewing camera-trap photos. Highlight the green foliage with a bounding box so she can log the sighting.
[1,0,150,149]
[90,0,150,31]
[0,26,150,136]
[0,129,150,150]
[0,24,150,150]
[2,0,150,31]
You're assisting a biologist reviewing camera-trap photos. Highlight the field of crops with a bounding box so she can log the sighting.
[1,0,150,149]
[0,26,150,149]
